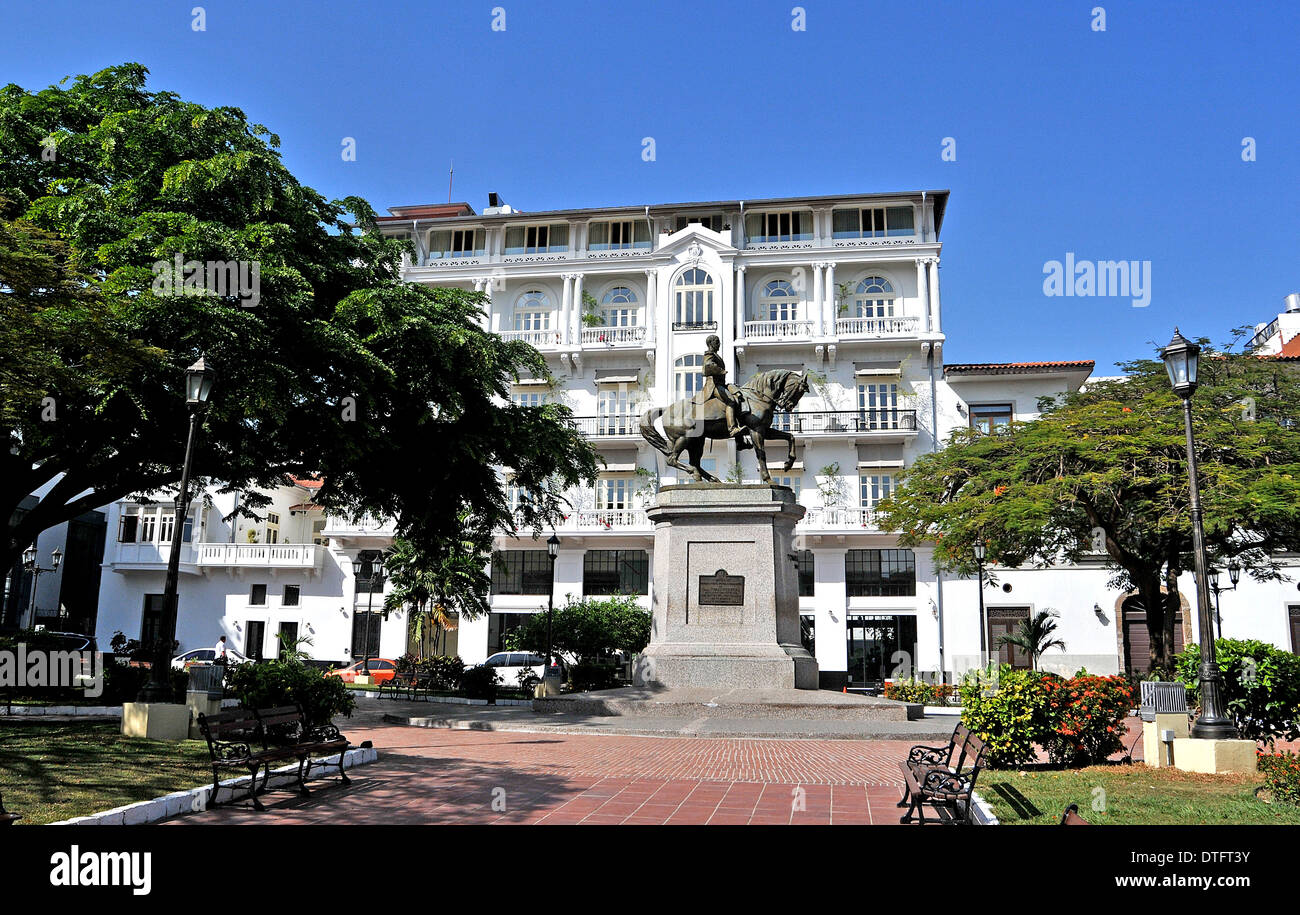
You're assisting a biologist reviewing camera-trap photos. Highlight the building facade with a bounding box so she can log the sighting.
[91,191,1300,684]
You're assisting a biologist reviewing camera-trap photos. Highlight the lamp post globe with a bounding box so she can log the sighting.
[1160,329,1236,740]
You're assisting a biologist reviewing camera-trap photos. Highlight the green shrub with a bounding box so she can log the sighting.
[505,595,650,664]
[99,663,189,705]
[884,678,956,706]
[959,665,1054,768]
[569,661,620,692]
[1175,639,1300,743]
[1042,672,1135,766]
[1258,751,1300,806]
[460,664,499,700]
[418,655,465,690]
[228,659,355,726]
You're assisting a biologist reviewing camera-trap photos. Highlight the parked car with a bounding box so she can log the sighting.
[171,647,248,670]
[324,658,398,683]
[35,630,98,653]
[481,651,564,685]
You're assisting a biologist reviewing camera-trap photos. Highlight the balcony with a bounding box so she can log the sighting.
[799,507,886,531]
[744,320,815,339]
[835,316,921,338]
[581,325,647,347]
[570,415,641,439]
[672,321,718,333]
[196,542,324,571]
[499,329,563,348]
[567,509,651,531]
[108,541,200,573]
[772,409,917,439]
[322,515,398,539]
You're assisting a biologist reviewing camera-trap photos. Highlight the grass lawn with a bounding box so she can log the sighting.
[0,720,211,825]
[981,764,1300,825]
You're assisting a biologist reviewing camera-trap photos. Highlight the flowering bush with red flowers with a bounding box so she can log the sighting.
[1257,750,1300,806]
[1042,672,1136,767]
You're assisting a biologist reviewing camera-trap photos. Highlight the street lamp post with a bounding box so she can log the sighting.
[1161,329,1237,740]
[139,357,215,703]
[545,534,560,676]
[1207,562,1240,642]
[974,541,987,669]
[21,545,62,629]
[360,552,384,675]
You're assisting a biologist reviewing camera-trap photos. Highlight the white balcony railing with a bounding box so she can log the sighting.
[799,507,885,530]
[568,509,650,530]
[499,329,563,347]
[109,541,199,567]
[835,315,921,337]
[570,415,640,437]
[196,543,324,569]
[744,320,815,339]
[322,515,398,537]
[581,325,647,346]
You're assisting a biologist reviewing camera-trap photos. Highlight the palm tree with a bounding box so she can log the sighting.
[383,534,489,659]
[997,609,1067,671]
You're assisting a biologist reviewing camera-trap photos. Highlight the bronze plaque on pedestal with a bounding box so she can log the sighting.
[698,570,745,606]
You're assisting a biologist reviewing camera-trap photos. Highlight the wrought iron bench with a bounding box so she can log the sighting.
[0,788,19,826]
[898,724,988,825]
[1060,803,1091,825]
[254,705,352,797]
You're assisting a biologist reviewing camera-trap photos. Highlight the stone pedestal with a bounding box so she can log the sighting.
[1172,737,1258,775]
[635,484,818,690]
[353,675,374,687]
[1141,712,1189,768]
[186,691,223,739]
[121,702,192,741]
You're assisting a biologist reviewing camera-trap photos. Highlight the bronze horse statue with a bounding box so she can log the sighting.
[639,369,811,483]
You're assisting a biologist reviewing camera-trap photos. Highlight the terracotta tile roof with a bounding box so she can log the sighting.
[288,475,323,490]
[944,360,1095,376]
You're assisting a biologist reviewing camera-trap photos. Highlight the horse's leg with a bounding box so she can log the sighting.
[751,429,772,483]
[664,434,695,476]
[689,437,719,482]
[764,427,797,471]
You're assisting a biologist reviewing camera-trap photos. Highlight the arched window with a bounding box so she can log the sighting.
[600,286,639,327]
[674,354,704,400]
[759,279,800,322]
[514,289,552,331]
[854,276,896,318]
[674,268,715,328]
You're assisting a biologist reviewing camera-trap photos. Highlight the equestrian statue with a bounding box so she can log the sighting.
[639,334,810,483]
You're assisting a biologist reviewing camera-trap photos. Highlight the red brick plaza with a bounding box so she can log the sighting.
[171,717,916,826]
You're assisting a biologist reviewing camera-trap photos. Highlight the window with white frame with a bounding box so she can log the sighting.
[772,474,803,501]
[853,276,896,318]
[504,223,569,254]
[596,476,632,510]
[138,509,157,544]
[427,228,485,260]
[745,210,811,242]
[970,403,1014,434]
[759,279,800,322]
[597,387,634,434]
[600,286,639,326]
[265,512,280,544]
[158,511,176,545]
[513,289,552,331]
[674,213,725,232]
[859,473,895,509]
[674,354,704,399]
[858,382,900,429]
[511,389,546,408]
[832,206,915,239]
[674,269,714,326]
[589,220,651,250]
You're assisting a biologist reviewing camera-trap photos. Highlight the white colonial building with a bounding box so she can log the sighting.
[91,191,1300,686]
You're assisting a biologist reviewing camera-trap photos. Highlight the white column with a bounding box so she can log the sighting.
[561,274,573,344]
[811,262,824,335]
[735,265,747,340]
[572,273,585,343]
[823,262,836,335]
[928,259,941,333]
[644,269,657,344]
[916,258,931,333]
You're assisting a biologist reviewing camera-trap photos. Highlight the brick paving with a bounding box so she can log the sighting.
[167,717,914,825]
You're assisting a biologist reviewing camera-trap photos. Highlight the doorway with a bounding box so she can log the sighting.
[846,615,917,692]
[986,607,1031,670]
[277,621,299,658]
[245,620,266,661]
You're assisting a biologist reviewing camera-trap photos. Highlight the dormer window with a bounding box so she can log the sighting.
[833,206,915,239]
[673,214,726,232]
[745,210,811,243]
[504,223,569,255]
[589,220,651,250]
[427,228,485,259]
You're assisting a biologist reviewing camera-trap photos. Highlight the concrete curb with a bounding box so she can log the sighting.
[969,790,1000,825]
[4,698,240,718]
[49,746,378,825]
[354,690,531,707]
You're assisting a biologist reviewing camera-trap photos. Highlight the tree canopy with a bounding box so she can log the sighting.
[505,595,651,664]
[0,63,596,579]
[879,337,1300,670]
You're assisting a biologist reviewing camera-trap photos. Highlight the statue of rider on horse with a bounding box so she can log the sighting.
[640,335,810,484]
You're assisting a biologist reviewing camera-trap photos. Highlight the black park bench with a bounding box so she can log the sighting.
[197,705,351,811]
[0,788,19,826]
[898,722,988,825]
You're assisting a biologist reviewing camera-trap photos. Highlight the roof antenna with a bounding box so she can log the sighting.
[447,160,454,203]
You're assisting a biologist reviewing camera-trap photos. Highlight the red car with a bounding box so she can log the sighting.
[325,658,398,683]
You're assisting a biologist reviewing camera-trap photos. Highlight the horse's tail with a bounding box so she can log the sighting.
[639,406,670,455]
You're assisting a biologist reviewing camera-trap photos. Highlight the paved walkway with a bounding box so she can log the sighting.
[166,701,915,825]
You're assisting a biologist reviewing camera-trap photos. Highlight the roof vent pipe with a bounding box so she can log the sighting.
[1285,293,1300,313]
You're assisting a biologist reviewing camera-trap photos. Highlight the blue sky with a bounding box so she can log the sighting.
[4,0,1297,370]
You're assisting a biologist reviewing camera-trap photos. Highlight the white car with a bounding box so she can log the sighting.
[481,651,564,684]
[171,647,248,670]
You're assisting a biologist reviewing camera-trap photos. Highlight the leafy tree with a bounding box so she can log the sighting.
[996,609,1066,671]
[1175,639,1300,743]
[505,595,651,664]
[383,534,486,658]
[0,65,596,587]
[880,338,1300,672]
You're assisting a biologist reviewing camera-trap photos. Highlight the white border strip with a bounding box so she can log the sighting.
[4,698,241,717]
[968,789,1000,825]
[50,747,378,825]
[353,690,531,706]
